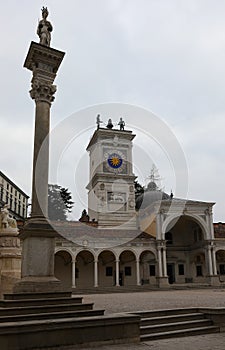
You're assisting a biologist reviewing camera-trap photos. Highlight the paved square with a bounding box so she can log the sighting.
[78,289,225,349]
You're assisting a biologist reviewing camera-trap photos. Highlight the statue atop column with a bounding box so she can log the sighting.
[37,7,53,47]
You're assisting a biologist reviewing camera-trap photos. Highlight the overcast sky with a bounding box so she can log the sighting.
[1,0,225,221]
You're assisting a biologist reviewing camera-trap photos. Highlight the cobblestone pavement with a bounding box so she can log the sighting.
[77,289,225,349]
[88,333,225,350]
[81,289,225,314]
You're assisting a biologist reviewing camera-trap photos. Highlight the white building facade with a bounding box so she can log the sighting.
[54,124,224,290]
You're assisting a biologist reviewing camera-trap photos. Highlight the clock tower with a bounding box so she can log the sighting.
[86,121,137,229]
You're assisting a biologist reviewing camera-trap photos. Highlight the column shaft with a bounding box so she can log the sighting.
[156,214,162,240]
[136,259,140,286]
[72,259,76,288]
[208,247,213,275]
[212,248,217,275]
[162,248,167,277]
[94,259,98,287]
[115,260,120,286]
[158,248,163,277]
[31,101,50,218]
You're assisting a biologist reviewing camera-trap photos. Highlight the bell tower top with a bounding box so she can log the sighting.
[86,117,137,229]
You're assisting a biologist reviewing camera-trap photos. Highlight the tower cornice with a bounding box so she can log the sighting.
[86,128,135,151]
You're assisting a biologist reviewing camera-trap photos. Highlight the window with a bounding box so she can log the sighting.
[7,183,9,190]
[106,266,113,276]
[178,264,184,275]
[75,268,79,279]
[165,232,173,245]
[124,266,132,276]
[196,265,203,276]
[149,265,156,276]
[10,195,13,209]
[219,264,225,275]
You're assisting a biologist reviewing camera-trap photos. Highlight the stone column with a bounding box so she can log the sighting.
[156,213,162,240]
[72,259,76,288]
[156,242,169,287]
[207,246,213,276]
[206,244,220,286]
[136,259,140,286]
[115,259,120,286]
[14,42,66,295]
[157,247,163,277]
[162,247,167,277]
[94,259,98,287]
[212,248,217,275]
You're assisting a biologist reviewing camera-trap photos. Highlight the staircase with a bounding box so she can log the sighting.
[136,308,220,341]
[0,292,140,350]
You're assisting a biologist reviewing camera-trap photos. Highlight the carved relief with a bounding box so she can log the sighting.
[38,62,53,72]
[107,192,125,203]
[99,183,105,190]
[0,237,20,248]
[128,196,135,209]
[0,205,17,230]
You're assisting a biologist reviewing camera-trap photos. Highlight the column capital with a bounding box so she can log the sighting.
[30,78,56,104]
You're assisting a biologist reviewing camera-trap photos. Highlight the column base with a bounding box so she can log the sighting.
[13,276,70,294]
[13,216,70,296]
[156,276,169,288]
[206,275,220,286]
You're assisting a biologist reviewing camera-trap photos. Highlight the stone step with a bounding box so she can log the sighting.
[0,302,94,316]
[0,308,105,323]
[4,291,72,300]
[72,285,159,294]
[141,318,212,335]
[0,313,140,350]
[140,325,220,341]
[0,296,83,308]
[138,309,220,341]
[140,312,205,326]
[135,308,199,318]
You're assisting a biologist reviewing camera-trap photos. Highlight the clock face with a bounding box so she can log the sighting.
[107,153,123,169]
[103,149,127,174]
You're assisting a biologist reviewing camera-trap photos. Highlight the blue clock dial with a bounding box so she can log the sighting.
[107,153,123,169]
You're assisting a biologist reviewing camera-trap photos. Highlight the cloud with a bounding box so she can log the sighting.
[1,0,225,221]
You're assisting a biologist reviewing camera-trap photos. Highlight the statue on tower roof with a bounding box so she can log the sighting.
[37,7,53,47]
[118,117,125,131]
[96,114,103,129]
[106,118,113,129]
